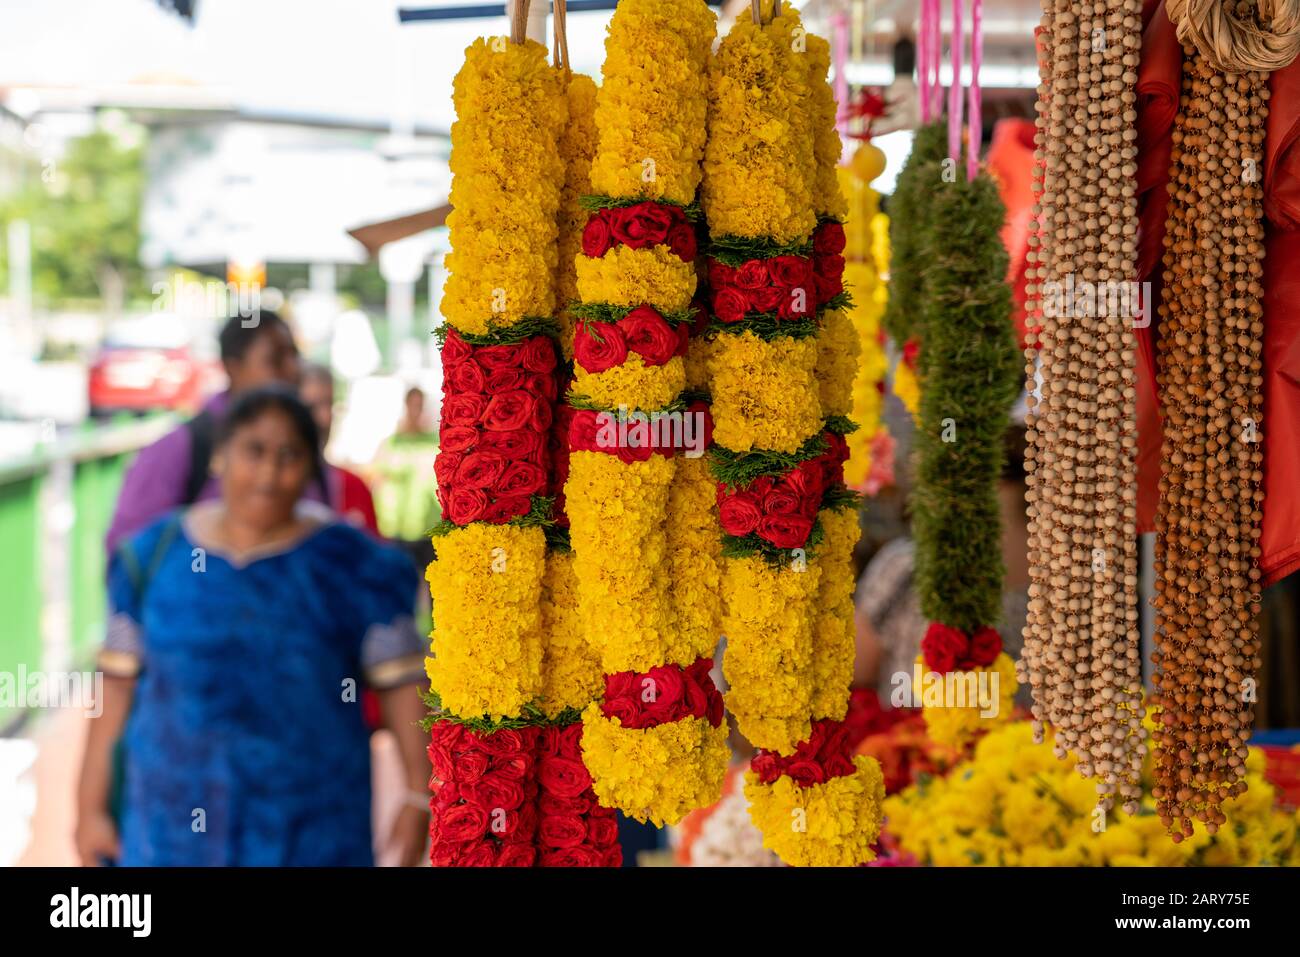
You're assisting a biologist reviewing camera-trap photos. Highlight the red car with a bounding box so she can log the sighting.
[88,316,223,417]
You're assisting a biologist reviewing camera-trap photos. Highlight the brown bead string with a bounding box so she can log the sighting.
[1021,0,1146,819]
[1151,26,1267,840]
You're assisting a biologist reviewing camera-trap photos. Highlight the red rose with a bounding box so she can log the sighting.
[481,495,532,524]
[441,329,473,368]
[495,844,536,868]
[462,773,527,813]
[475,342,524,371]
[427,744,455,784]
[748,285,783,313]
[921,622,970,674]
[815,269,844,304]
[707,259,735,289]
[445,359,486,394]
[601,696,642,729]
[667,222,697,261]
[610,201,675,249]
[734,259,769,289]
[540,845,602,868]
[967,626,1003,668]
[600,845,624,868]
[605,670,637,700]
[458,843,497,867]
[582,214,613,258]
[574,320,628,373]
[429,842,461,868]
[524,371,558,402]
[539,793,591,816]
[477,727,528,757]
[567,409,603,452]
[479,428,541,461]
[538,814,587,849]
[778,286,813,320]
[495,461,547,497]
[585,815,619,849]
[434,451,464,486]
[481,390,535,431]
[455,451,508,490]
[484,367,527,394]
[687,400,713,450]
[782,459,825,500]
[643,663,685,709]
[490,751,532,781]
[539,756,591,799]
[439,802,489,843]
[718,492,762,537]
[446,487,489,525]
[823,754,856,779]
[713,286,749,324]
[761,487,802,516]
[438,425,478,454]
[756,513,815,549]
[769,255,813,288]
[813,221,846,255]
[451,750,490,783]
[441,394,486,428]
[619,305,678,367]
[528,393,552,433]
[785,760,827,788]
[814,252,846,281]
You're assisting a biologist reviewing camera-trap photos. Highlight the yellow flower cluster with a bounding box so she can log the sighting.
[842,259,888,489]
[572,354,686,413]
[565,450,677,674]
[539,549,603,718]
[807,34,848,221]
[588,0,715,204]
[706,331,823,454]
[811,507,858,721]
[581,707,729,827]
[893,359,921,421]
[424,523,546,719]
[744,755,886,867]
[663,456,723,666]
[702,10,815,243]
[814,308,859,417]
[884,720,1300,866]
[555,72,599,358]
[721,554,823,755]
[574,244,696,312]
[913,652,1019,751]
[684,326,714,391]
[441,38,567,335]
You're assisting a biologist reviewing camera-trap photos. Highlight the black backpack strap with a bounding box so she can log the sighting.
[182,409,216,505]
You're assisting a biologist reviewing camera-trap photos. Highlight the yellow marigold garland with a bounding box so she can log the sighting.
[538,548,602,717]
[814,308,859,418]
[580,707,730,827]
[588,0,714,204]
[425,523,547,720]
[744,755,885,867]
[721,553,822,755]
[663,455,723,667]
[913,652,1019,752]
[440,38,566,335]
[565,0,724,829]
[706,331,823,454]
[810,506,858,721]
[555,72,599,358]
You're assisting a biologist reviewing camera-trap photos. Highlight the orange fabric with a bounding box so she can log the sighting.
[1131,2,1300,584]
[987,118,1037,349]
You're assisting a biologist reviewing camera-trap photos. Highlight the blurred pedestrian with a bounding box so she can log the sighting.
[105,310,315,554]
[78,386,430,866]
[300,363,379,534]
[372,386,440,543]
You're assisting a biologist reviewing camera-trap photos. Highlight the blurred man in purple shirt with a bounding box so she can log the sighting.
[105,311,319,554]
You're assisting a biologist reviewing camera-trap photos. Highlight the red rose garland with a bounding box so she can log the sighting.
[536,723,622,868]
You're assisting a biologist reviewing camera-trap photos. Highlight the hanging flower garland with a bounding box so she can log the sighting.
[1019,0,1147,821]
[425,9,616,866]
[1150,0,1279,841]
[703,3,885,867]
[566,0,729,827]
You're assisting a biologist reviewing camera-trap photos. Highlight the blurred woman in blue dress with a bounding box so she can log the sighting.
[76,386,431,866]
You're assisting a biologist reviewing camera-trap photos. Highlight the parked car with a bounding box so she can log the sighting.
[87,315,224,417]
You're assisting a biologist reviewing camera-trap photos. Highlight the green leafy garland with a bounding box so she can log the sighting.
[910,170,1021,634]
[882,120,947,346]
[433,315,561,347]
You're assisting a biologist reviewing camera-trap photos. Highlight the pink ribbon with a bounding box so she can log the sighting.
[918,0,930,124]
[929,0,943,120]
[948,0,963,167]
[832,11,849,134]
[967,0,982,180]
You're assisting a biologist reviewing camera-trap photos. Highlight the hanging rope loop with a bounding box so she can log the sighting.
[1166,0,1300,73]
